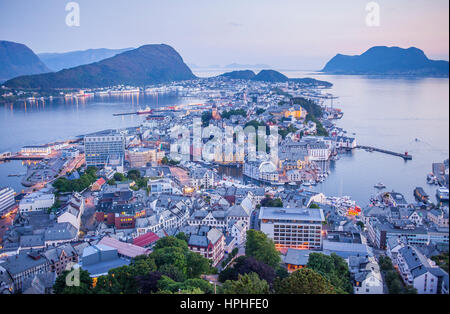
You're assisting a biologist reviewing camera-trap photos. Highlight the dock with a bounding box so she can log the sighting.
[356,145,412,160]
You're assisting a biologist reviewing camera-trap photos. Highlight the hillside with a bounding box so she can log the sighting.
[0,40,51,83]
[219,70,256,80]
[322,46,449,76]
[5,44,196,89]
[38,47,134,71]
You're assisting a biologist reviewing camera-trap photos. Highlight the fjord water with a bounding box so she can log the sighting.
[1,71,449,205]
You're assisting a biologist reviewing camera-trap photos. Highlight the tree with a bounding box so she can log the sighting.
[186,251,212,278]
[53,268,93,294]
[356,221,364,229]
[306,253,352,294]
[308,203,320,209]
[136,271,163,294]
[274,268,336,294]
[260,197,283,208]
[245,230,281,269]
[159,264,187,282]
[232,256,276,284]
[222,273,269,294]
[176,232,189,243]
[154,236,188,251]
[152,247,187,276]
[113,172,126,182]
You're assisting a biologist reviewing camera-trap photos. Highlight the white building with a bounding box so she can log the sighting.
[259,207,325,250]
[0,187,15,213]
[190,168,215,189]
[56,193,84,234]
[19,191,55,213]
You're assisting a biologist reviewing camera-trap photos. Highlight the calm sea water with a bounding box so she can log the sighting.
[1,70,449,205]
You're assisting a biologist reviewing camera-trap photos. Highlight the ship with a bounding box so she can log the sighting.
[374,182,386,189]
[137,107,153,115]
[436,187,449,201]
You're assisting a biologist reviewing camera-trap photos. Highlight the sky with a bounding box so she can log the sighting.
[0,0,448,69]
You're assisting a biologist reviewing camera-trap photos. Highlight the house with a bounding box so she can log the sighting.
[283,248,312,272]
[57,193,84,233]
[230,220,247,246]
[190,168,215,189]
[351,256,383,294]
[43,243,78,275]
[188,227,225,267]
[395,245,445,294]
[91,177,106,192]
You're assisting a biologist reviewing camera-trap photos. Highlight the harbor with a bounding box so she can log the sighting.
[356,145,412,160]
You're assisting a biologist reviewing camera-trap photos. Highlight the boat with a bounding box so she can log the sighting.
[302,181,311,187]
[137,107,153,115]
[374,182,386,189]
[288,182,297,186]
[436,187,449,201]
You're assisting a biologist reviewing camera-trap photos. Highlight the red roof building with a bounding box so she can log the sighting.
[91,177,106,191]
[133,232,160,248]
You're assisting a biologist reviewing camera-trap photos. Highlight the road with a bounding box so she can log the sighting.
[0,206,18,244]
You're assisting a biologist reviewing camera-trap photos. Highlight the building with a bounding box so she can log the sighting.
[84,131,125,167]
[259,207,325,250]
[0,187,15,214]
[56,193,84,233]
[190,168,215,189]
[79,244,130,278]
[21,145,51,156]
[395,245,446,294]
[128,147,165,168]
[98,236,151,259]
[91,177,106,192]
[188,227,225,267]
[351,256,383,294]
[18,191,55,213]
[0,251,50,292]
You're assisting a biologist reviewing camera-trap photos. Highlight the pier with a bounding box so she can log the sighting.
[356,145,412,160]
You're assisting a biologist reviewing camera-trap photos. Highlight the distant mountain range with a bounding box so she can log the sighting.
[322,46,449,77]
[0,40,51,83]
[5,44,196,89]
[218,69,332,87]
[38,48,134,71]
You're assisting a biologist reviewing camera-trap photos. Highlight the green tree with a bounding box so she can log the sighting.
[113,172,126,182]
[186,251,212,278]
[308,203,320,209]
[53,269,93,294]
[245,229,281,269]
[274,268,336,294]
[154,236,188,251]
[307,253,352,294]
[222,272,269,294]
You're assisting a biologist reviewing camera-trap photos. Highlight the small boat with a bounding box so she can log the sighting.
[288,182,297,186]
[414,187,429,203]
[302,181,311,187]
[374,182,386,189]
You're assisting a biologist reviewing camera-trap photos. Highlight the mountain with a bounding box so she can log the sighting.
[5,44,196,89]
[38,48,134,71]
[218,69,332,87]
[252,70,289,82]
[0,40,51,83]
[322,46,449,76]
[219,70,256,80]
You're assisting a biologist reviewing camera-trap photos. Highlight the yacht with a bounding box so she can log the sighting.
[374,182,386,189]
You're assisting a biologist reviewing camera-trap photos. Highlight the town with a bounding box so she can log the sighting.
[0,75,448,295]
